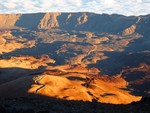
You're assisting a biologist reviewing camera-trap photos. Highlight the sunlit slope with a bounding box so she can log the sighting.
[0,72,141,104]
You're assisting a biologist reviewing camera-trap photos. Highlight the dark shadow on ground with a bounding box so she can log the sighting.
[0,41,90,65]
[88,51,126,76]
[128,82,150,97]
[0,66,45,84]
[88,50,149,76]
[0,94,149,113]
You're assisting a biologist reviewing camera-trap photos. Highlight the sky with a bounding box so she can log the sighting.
[0,0,150,16]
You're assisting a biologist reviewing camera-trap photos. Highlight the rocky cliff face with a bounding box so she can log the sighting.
[38,13,60,29]
[0,13,149,37]
[122,24,136,35]
[0,13,143,33]
[122,17,141,36]
[0,14,21,28]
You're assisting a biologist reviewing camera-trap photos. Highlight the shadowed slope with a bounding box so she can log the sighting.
[15,13,45,29]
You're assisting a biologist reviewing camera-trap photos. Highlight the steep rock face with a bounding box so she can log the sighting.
[38,13,60,29]
[122,16,150,52]
[136,15,150,38]
[15,13,45,29]
[0,14,21,29]
[0,13,139,33]
[122,17,141,35]
[122,24,136,36]
[76,13,88,25]
[56,13,89,30]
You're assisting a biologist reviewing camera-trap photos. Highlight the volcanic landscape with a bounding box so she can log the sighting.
[0,12,149,113]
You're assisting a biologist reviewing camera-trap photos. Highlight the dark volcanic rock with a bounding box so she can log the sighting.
[0,97,149,113]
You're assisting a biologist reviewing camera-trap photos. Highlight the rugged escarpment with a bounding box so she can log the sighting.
[1,13,149,38]
[38,13,61,29]
[122,17,141,35]
[0,12,144,33]
[0,14,21,28]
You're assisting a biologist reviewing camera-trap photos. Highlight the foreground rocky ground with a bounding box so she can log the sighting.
[0,97,149,113]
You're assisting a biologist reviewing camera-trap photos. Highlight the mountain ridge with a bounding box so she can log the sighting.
[0,12,147,34]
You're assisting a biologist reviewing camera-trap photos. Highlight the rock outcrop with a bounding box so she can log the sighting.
[0,14,21,29]
[122,17,141,35]
[122,24,136,36]
[76,13,88,25]
[38,13,60,29]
